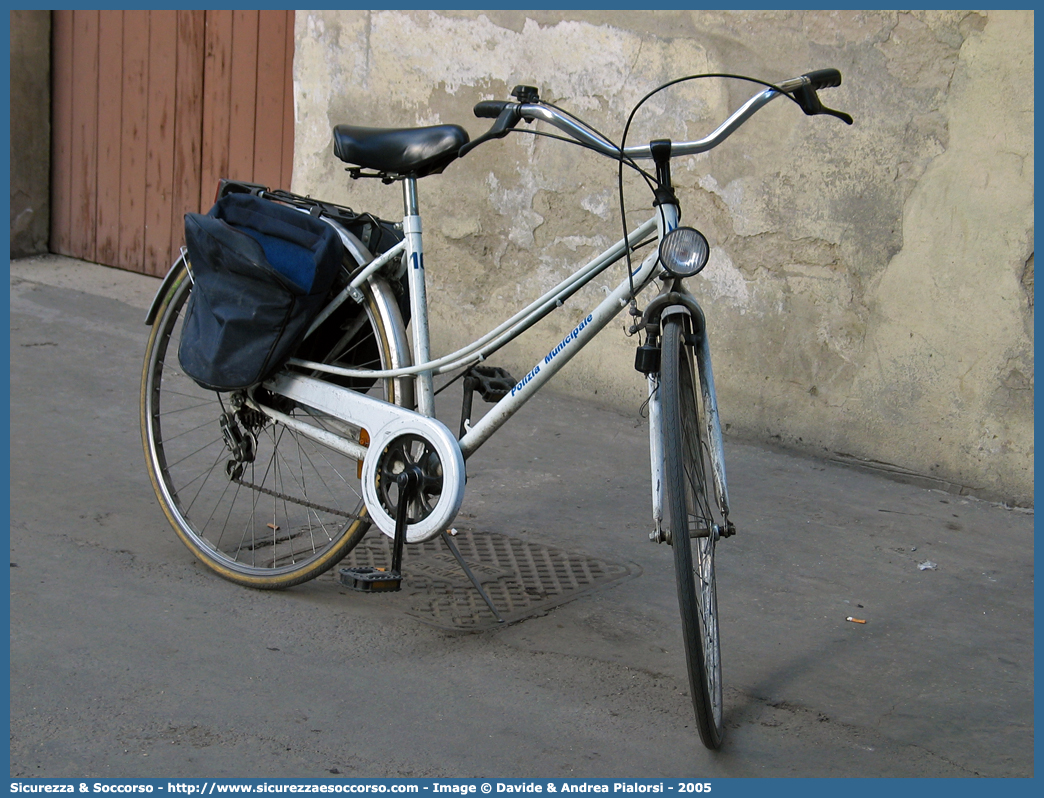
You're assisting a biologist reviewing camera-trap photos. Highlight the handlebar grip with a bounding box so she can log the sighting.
[802,68,842,90]
[474,100,511,118]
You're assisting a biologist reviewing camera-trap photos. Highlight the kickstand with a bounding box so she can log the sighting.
[441,530,504,624]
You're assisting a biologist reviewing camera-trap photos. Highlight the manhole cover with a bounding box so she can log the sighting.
[339,528,639,631]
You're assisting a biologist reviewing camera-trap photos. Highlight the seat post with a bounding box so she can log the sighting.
[402,176,435,416]
[402,175,420,216]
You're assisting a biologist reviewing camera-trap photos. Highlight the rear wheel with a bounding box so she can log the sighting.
[660,315,725,749]
[141,258,410,588]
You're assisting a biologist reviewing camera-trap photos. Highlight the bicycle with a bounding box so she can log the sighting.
[141,68,850,749]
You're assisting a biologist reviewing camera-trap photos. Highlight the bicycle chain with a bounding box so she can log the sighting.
[230,474,360,520]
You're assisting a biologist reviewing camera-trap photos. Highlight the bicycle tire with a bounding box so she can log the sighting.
[660,315,725,748]
[141,259,410,589]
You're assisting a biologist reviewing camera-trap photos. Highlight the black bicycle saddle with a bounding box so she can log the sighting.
[332,124,470,177]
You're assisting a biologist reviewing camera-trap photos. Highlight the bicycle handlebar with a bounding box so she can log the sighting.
[462,69,851,161]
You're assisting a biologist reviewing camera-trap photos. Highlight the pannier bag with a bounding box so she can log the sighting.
[179,193,344,391]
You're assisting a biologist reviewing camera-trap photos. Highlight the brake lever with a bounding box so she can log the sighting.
[792,84,853,125]
[458,105,524,157]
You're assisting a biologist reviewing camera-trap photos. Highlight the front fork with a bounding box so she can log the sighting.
[647,370,666,542]
[639,285,733,544]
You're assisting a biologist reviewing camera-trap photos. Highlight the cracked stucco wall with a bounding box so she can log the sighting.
[293,10,1033,505]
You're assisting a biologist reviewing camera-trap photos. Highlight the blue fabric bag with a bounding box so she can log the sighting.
[179,193,343,391]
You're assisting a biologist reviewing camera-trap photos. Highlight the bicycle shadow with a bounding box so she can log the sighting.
[718,613,900,743]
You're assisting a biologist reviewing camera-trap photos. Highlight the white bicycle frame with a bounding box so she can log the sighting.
[268,185,729,542]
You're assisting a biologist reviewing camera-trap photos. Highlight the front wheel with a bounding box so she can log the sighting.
[660,315,725,749]
[140,258,411,589]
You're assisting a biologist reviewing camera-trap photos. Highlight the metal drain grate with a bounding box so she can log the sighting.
[339,528,639,631]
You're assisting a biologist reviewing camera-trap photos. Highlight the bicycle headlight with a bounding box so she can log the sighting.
[659,226,710,278]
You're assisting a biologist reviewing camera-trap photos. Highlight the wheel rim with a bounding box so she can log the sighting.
[142,270,397,583]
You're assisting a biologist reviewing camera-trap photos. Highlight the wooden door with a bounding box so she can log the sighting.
[50,10,295,277]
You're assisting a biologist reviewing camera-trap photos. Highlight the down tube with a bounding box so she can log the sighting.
[458,252,659,460]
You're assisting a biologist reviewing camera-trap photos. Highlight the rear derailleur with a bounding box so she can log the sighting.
[220,392,265,479]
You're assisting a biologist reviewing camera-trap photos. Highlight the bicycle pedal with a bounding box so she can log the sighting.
[338,566,402,593]
[459,366,518,437]
[466,365,517,402]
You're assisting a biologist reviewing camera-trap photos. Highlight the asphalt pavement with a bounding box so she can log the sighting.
[8,255,1034,778]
